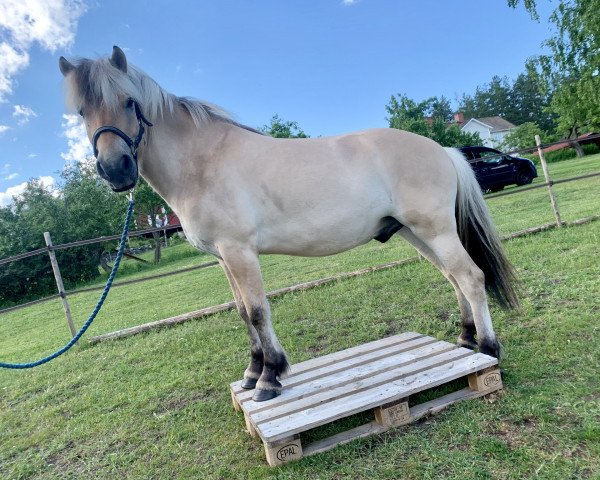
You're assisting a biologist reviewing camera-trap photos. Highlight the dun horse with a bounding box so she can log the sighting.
[59,47,518,402]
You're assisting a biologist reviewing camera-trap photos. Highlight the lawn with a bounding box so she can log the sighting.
[0,155,599,479]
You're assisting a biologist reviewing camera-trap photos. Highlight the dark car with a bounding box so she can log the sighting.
[459,146,538,192]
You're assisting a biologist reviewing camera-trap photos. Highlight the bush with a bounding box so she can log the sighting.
[523,143,599,164]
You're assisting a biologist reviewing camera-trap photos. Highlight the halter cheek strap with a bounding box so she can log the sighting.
[92,100,153,161]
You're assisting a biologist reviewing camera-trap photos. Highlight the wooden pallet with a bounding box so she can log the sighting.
[230,332,502,466]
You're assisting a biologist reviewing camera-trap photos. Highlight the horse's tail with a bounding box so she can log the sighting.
[444,147,519,309]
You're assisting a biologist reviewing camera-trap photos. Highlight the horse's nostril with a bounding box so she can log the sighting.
[121,155,132,171]
[96,160,108,180]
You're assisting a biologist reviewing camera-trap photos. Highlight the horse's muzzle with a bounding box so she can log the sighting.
[96,154,138,192]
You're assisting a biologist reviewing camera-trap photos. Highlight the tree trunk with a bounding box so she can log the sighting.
[99,254,112,273]
[152,231,161,264]
[569,125,585,158]
[570,140,585,157]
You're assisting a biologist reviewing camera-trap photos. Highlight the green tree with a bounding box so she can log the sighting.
[459,76,514,120]
[61,162,125,273]
[0,167,128,306]
[0,181,64,305]
[459,72,555,134]
[498,122,544,151]
[510,72,555,132]
[517,0,600,151]
[507,0,539,19]
[385,94,431,137]
[386,94,481,147]
[262,114,309,138]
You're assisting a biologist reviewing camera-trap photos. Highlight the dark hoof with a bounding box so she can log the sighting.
[479,338,503,360]
[241,377,258,390]
[252,388,280,402]
[457,336,477,350]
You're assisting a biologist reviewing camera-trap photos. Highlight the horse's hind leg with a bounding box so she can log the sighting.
[220,260,263,389]
[219,246,290,402]
[397,229,477,350]
[405,225,501,358]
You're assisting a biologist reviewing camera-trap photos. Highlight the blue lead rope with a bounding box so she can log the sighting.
[0,198,135,369]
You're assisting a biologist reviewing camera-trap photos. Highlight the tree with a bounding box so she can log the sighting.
[517,0,600,148]
[498,122,544,151]
[262,114,309,138]
[60,162,125,273]
[458,71,555,134]
[507,0,539,19]
[386,94,431,137]
[510,72,556,132]
[459,76,514,121]
[0,166,128,306]
[0,181,63,304]
[386,94,482,147]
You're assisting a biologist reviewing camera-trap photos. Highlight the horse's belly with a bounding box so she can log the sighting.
[257,210,386,257]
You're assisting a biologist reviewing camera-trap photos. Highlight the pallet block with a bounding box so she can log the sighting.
[230,332,502,466]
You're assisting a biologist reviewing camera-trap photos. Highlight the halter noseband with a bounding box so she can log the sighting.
[92,99,153,161]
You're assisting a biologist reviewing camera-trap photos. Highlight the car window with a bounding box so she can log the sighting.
[462,150,475,160]
[479,150,502,163]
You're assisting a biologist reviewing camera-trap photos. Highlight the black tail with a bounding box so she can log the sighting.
[447,148,520,309]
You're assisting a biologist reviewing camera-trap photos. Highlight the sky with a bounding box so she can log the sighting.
[0,0,555,207]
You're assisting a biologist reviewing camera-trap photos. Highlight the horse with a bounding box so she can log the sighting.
[59,46,518,402]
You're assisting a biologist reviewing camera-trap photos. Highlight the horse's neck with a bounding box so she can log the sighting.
[138,107,227,211]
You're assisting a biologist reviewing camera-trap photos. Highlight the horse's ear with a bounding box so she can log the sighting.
[110,45,127,73]
[59,56,74,76]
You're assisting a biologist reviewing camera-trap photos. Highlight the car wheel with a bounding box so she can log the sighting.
[516,169,533,186]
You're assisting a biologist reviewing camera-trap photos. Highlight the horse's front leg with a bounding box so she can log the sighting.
[219,246,290,402]
[219,260,264,389]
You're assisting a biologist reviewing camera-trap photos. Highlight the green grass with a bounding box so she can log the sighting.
[1,155,599,479]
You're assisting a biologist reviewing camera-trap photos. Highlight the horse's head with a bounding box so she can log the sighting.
[59,46,150,192]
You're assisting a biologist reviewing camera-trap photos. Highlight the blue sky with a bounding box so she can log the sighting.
[0,0,554,206]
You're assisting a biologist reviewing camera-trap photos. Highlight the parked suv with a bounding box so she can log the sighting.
[459,146,538,192]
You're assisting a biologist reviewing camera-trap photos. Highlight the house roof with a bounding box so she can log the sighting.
[473,116,517,132]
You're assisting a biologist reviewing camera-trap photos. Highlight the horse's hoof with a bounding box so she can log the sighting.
[252,388,280,402]
[457,336,477,350]
[241,377,258,390]
[479,338,503,360]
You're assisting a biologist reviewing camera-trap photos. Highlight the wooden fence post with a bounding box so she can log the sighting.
[535,135,563,228]
[44,232,77,338]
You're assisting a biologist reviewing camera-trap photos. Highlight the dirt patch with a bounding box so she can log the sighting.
[152,390,215,416]
[489,415,539,449]
[307,334,329,355]
[45,440,76,474]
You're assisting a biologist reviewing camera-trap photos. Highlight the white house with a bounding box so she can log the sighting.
[460,116,517,148]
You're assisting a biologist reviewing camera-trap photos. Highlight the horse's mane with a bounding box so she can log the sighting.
[65,57,262,134]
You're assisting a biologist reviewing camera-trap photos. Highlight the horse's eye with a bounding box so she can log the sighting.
[125,98,134,109]
[78,109,84,117]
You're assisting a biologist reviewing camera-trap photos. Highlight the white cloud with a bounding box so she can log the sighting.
[0,175,56,207]
[0,0,87,102]
[5,173,18,180]
[342,0,358,4]
[0,125,10,134]
[27,153,37,158]
[12,104,37,124]
[61,113,93,164]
